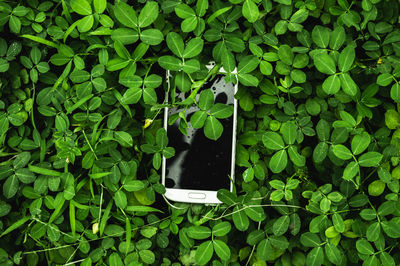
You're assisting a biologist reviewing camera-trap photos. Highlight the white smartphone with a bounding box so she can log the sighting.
[161,65,238,204]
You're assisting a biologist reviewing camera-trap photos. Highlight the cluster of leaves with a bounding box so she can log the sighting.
[1,0,400,265]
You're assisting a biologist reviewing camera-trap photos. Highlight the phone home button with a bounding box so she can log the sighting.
[188,192,206,199]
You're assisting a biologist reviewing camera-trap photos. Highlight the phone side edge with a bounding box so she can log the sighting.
[230,77,238,193]
[161,70,170,187]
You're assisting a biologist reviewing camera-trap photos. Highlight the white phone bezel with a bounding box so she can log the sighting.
[161,64,238,204]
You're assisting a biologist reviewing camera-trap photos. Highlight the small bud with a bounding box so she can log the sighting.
[92,222,99,234]
[143,119,153,129]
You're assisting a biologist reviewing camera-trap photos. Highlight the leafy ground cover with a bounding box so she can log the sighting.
[1,0,400,265]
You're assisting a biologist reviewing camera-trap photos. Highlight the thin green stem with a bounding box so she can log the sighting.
[82,130,98,160]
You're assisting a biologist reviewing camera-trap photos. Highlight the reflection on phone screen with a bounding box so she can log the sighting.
[165,75,234,191]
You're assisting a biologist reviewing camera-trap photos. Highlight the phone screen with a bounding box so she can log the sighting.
[164,75,235,191]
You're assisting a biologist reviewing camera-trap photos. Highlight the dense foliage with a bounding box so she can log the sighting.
[1,0,400,265]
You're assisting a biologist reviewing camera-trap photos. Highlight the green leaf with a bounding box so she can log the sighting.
[213,240,231,261]
[324,243,342,265]
[351,132,371,155]
[242,167,254,182]
[242,0,259,23]
[332,144,352,160]
[204,116,223,140]
[196,0,208,16]
[381,220,400,238]
[114,131,133,147]
[238,73,259,86]
[156,128,168,149]
[288,146,306,167]
[140,226,157,238]
[221,47,236,73]
[28,165,61,177]
[358,152,383,167]
[312,25,330,48]
[183,37,204,58]
[140,29,163,45]
[217,189,237,205]
[114,41,130,59]
[111,28,139,45]
[356,239,374,255]
[187,226,211,239]
[278,45,294,65]
[143,87,157,104]
[207,6,232,24]
[13,152,31,169]
[126,205,162,213]
[182,59,200,73]
[77,15,94,32]
[121,87,142,104]
[232,205,249,231]
[109,253,123,266]
[280,121,297,145]
[106,57,130,71]
[210,104,233,119]
[314,54,336,75]
[158,56,181,71]
[195,240,213,266]
[340,73,358,96]
[366,222,380,242]
[138,1,159,28]
[114,2,138,28]
[338,45,355,72]
[390,82,400,102]
[377,73,393,86]
[262,132,285,150]
[272,215,290,236]
[124,180,145,192]
[212,222,231,237]
[198,89,214,110]
[342,161,359,180]
[175,4,196,19]
[269,180,285,190]
[94,0,107,14]
[238,55,259,74]
[0,216,29,238]
[166,32,184,58]
[3,175,19,199]
[260,60,273,75]
[269,150,288,173]
[256,239,271,260]
[380,252,395,266]
[339,110,356,127]
[300,232,321,247]
[0,58,9,72]
[330,26,346,50]
[9,15,21,33]
[306,247,324,266]
[71,0,92,16]
[21,35,59,49]
[181,16,198,32]
[190,110,207,128]
[290,69,306,83]
[332,213,345,233]
[179,228,194,249]
[114,190,127,209]
[139,250,155,264]
[275,20,288,35]
[290,9,309,23]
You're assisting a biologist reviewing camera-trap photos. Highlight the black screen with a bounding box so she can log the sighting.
[165,76,235,190]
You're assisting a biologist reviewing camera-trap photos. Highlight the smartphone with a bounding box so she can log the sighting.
[161,66,238,204]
